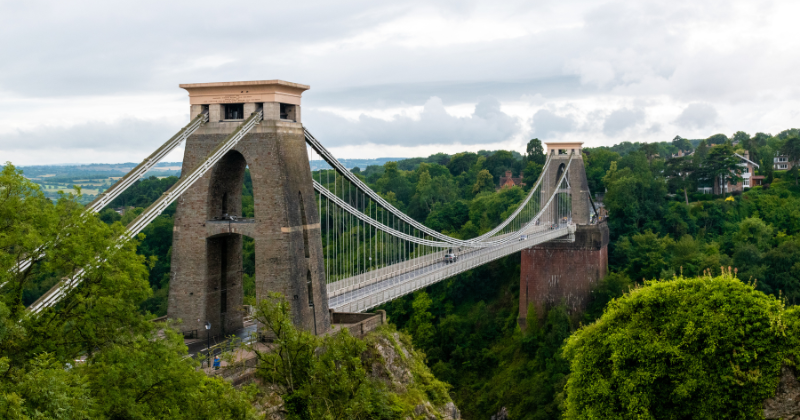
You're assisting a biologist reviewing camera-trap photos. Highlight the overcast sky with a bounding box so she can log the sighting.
[1,0,798,165]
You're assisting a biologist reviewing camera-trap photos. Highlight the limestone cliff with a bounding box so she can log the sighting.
[249,326,459,420]
[764,365,800,419]
[363,328,460,420]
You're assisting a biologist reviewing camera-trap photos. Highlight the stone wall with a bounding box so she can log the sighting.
[168,118,330,337]
[518,222,609,328]
[331,310,386,338]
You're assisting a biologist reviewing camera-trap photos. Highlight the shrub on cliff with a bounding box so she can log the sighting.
[563,271,800,420]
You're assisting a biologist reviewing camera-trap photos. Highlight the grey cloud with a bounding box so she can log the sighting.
[0,0,796,159]
[603,108,645,136]
[0,0,713,101]
[0,118,183,152]
[304,97,519,147]
[306,76,589,109]
[531,109,575,139]
[673,103,718,129]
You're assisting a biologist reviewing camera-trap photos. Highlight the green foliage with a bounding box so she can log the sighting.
[706,133,729,145]
[381,255,629,419]
[472,169,494,195]
[485,150,522,180]
[407,292,436,348]
[672,135,693,152]
[447,152,479,176]
[525,138,546,165]
[563,274,796,419]
[780,134,800,185]
[0,163,256,419]
[251,293,446,420]
[701,143,743,195]
[602,159,667,238]
[108,175,179,213]
[584,148,620,193]
[613,230,673,281]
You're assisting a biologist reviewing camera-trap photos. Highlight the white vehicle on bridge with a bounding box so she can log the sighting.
[443,253,458,264]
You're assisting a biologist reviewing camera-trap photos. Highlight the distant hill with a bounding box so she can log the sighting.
[13,162,182,204]
[310,157,404,171]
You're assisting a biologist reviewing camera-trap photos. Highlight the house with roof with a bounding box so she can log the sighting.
[497,170,525,189]
[774,152,795,171]
[699,151,761,194]
[670,149,694,158]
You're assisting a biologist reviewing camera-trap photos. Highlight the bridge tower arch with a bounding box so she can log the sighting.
[167,80,330,338]
[519,142,609,327]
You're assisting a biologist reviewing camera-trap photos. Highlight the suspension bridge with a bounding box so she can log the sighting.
[13,80,606,337]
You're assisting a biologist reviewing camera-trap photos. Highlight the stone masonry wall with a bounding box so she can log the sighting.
[518,222,609,328]
[168,117,330,337]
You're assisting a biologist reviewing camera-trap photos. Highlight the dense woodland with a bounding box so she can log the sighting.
[4,127,800,418]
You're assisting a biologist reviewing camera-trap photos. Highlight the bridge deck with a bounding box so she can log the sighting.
[329,224,574,313]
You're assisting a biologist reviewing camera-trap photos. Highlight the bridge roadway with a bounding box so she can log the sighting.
[328,223,575,313]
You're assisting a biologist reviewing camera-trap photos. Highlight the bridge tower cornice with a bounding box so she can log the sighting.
[544,141,584,158]
[168,79,330,338]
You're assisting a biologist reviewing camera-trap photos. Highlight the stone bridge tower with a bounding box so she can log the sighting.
[518,142,609,327]
[167,80,330,338]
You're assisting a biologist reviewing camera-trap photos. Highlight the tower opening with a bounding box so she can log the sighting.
[280,103,297,121]
[556,163,566,188]
[208,151,247,219]
[224,103,244,120]
[220,240,228,315]
[306,270,314,307]
[298,192,310,258]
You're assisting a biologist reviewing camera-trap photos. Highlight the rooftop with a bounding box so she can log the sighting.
[179,80,310,105]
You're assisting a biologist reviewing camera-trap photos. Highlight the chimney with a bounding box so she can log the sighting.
[505,170,512,178]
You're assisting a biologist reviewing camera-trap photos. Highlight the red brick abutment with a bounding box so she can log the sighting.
[518,221,609,328]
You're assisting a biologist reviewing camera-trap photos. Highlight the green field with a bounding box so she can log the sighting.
[14,163,182,204]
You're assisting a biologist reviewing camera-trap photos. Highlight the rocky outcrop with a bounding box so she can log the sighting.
[764,365,800,419]
[366,330,460,420]
[250,327,459,420]
[490,406,509,420]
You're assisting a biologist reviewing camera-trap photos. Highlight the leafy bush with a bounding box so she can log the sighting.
[563,272,798,419]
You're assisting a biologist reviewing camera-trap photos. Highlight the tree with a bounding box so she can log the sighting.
[407,291,436,349]
[694,140,709,165]
[640,143,659,167]
[706,133,728,145]
[780,135,800,185]
[427,152,451,166]
[521,161,543,191]
[484,150,517,179]
[251,293,424,420]
[671,136,693,153]
[732,130,751,146]
[563,274,798,419]
[472,170,494,195]
[700,144,743,196]
[601,160,667,239]
[375,162,413,207]
[0,163,256,419]
[613,230,673,280]
[447,152,479,176]
[584,148,620,193]
[665,156,694,205]
[525,138,546,165]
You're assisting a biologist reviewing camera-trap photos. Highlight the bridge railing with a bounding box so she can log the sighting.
[330,224,575,312]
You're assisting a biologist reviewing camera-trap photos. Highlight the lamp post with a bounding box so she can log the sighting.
[205,321,211,368]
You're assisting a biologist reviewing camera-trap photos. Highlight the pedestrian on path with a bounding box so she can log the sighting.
[213,355,220,370]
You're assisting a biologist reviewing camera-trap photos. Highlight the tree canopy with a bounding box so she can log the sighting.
[563,273,800,420]
[0,163,257,419]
